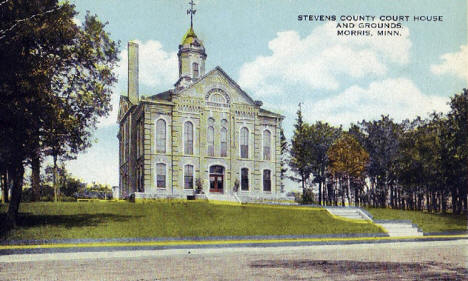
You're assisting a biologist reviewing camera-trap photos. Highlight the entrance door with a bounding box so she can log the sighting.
[209,165,224,193]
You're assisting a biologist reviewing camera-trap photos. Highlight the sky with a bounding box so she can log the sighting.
[65,0,467,188]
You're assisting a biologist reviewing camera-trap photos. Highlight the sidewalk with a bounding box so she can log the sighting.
[1,231,466,256]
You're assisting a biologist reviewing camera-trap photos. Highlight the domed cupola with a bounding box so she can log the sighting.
[175,1,207,90]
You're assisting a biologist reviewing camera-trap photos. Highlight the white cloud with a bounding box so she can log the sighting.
[67,141,118,186]
[238,22,411,97]
[276,78,449,127]
[430,44,468,81]
[117,40,178,89]
[98,40,178,128]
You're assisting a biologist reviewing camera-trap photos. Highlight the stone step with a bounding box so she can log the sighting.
[325,208,369,220]
[376,223,423,237]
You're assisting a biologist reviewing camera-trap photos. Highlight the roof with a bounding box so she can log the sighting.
[177,66,283,118]
[149,90,173,101]
[181,27,197,45]
[260,108,285,119]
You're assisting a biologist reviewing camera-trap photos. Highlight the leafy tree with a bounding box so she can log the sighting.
[444,89,467,214]
[328,133,369,206]
[357,116,401,207]
[0,0,119,228]
[308,121,341,205]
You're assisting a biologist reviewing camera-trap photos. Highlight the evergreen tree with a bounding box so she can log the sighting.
[290,103,312,197]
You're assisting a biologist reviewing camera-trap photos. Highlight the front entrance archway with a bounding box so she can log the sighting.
[209,165,224,193]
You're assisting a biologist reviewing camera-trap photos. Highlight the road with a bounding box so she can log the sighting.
[0,239,467,280]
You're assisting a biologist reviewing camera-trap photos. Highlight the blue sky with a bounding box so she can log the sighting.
[66,0,467,187]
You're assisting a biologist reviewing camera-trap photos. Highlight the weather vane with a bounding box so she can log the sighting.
[187,0,196,28]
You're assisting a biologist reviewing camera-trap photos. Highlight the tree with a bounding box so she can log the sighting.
[0,0,119,228]
[328,133,369,206]
[443,89,467,214]
[357,116,401,207]
[290,104,312,196]
[279,127,288,193]
[308,121,341,205]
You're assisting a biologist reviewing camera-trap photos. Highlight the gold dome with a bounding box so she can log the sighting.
[181,27,198,45]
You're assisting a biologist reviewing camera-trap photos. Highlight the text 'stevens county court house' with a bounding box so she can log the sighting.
[117,19,284,202]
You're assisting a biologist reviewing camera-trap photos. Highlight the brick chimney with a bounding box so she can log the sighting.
[128,41,139,104]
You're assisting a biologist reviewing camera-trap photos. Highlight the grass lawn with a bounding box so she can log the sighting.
[365,207,468,233]
[1,201,382,241]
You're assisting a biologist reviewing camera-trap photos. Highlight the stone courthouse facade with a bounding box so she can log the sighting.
[117,18,284,201]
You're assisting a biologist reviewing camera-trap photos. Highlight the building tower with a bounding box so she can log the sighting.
[175,0,207,90]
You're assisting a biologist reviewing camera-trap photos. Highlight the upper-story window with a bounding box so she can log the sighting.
[240,127,249,159]
[184,121,193,155]
[206,89,230,108]
[209,93,225,103]
[156,119,166,153]
[192,62,199,78]
[207,126,214,157]
[136,119,144,158]
[263,130,271,160]
[220,127,227,157]
[221,119,228,127]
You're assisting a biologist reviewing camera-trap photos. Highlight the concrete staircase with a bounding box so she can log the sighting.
[325,207,371,221]
[374,221,423,237]
[325,207,424,237]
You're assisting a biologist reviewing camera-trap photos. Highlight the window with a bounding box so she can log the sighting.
[209,93,225,103]
[184,121,193,155]
[124,122,128,162]
[192,62,199,78]
[220,127,227,157]
[240,127,249,158]
[207,126,214,156]
[263,170,271,192]
[156,163,166,188]
[137,166,144,192]
[136,120,143,158]
[241,168,249,191]
[263,130,271,160]
[221,119,228,127]
[184,165,194,189]
[156,119,166,153]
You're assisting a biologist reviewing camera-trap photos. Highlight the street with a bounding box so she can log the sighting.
[0,239,467,280]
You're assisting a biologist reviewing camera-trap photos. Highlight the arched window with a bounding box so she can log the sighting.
[156,119,166,153]
[192,62,199,78]
[263,130,271,160]
[221,119,228,127]
[184,165,194,189]
[156,163,166,188]
[263,170,271,192]
[220,127,227,157]
[207,126,214,156]
[240,127,249,158]
[184,121,193,155]
[241,168,249,191]
[209,93,225,103]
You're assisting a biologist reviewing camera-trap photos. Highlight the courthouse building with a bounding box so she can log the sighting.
[117,18,284,201]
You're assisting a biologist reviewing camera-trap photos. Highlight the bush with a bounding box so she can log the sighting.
[301,189,315,204]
